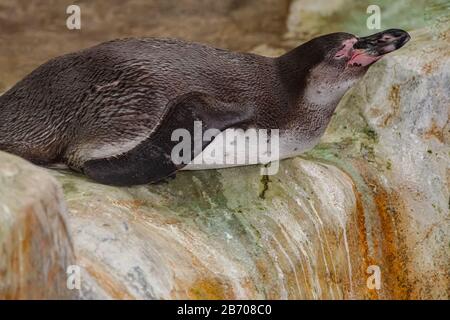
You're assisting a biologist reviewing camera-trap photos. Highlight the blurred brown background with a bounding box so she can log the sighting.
[0,0,290,91]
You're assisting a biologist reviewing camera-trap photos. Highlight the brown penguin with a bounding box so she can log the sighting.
[0,29,410,186]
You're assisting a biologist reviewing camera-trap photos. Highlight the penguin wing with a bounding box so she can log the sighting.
[83,92,254,186]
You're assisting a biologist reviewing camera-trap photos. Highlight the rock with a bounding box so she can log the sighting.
[284,0,450,299]
[0,152,76,299]
[311,27,450,299]
[52,159,367,299]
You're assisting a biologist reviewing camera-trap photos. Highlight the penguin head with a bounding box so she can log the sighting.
[280,29,410,82]
[325,29,410,76]
[286,29,410,106]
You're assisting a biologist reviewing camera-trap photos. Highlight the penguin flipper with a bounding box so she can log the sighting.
[82,92,253,186]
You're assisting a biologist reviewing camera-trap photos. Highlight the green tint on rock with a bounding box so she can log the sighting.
[285,0,449,44]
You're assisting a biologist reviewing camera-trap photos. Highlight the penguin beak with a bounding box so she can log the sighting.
[348,29,410,67]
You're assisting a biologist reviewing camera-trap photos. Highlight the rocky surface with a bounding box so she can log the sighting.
[286,0,450,299]
[0,152,75,299]
[51,159,364,299]
[307,28,450,299]
[0,0,449,299]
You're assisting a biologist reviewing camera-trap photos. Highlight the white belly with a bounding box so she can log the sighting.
[182,128,318,170]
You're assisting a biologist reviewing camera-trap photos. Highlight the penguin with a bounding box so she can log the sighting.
[0,29,410,186]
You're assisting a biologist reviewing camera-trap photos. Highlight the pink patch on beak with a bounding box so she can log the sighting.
[347,50,382,67]
[335,38,385,68]
[334,38,357,59]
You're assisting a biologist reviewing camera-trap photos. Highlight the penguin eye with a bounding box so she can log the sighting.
[334,45,346,58]
[333,39,355,60]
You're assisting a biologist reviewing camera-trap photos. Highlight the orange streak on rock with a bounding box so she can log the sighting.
[370,181,412,299]
[354,190,379,300]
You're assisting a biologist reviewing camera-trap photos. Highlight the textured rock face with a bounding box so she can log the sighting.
[309,29,450,299]
[285,0,450,299]
[0,152,76,299]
